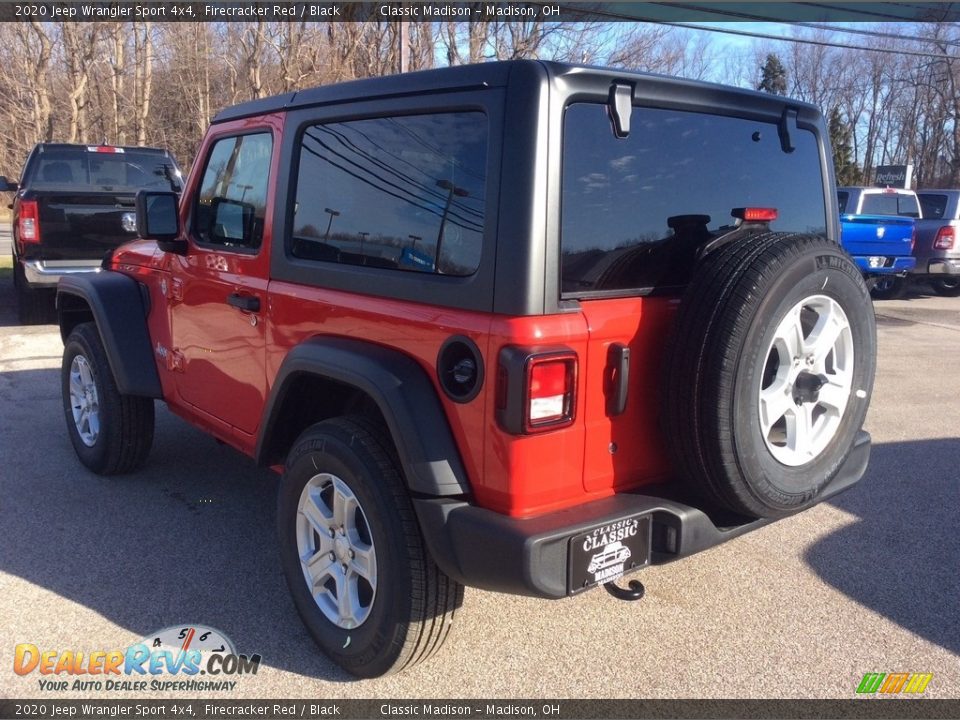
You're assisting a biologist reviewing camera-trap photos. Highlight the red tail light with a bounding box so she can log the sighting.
[934,226,955,250]
[87,145,124,154]
[497,348,578,434]
[911,226,916,253]
[732,207,778,222]
[528,360,571,423]
[18,200,40,245]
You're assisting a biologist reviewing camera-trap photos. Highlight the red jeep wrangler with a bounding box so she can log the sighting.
[56,61,875,678]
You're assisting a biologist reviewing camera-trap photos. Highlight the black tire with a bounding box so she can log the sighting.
[61,322,154,474]
[14,260,52,325]
[870,275,907,300]
[931,277,960,297]
[277,416,463,678]
[663,233,876,519]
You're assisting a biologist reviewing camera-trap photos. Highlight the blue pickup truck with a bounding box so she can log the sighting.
[838,186,918,299]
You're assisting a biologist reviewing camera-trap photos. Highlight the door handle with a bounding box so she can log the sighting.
[227,293,260,312]
[606,343,630,416]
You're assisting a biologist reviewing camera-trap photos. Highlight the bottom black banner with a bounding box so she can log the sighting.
[1,699,959,720]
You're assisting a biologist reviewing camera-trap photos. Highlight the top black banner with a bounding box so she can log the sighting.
[0,1,959,23]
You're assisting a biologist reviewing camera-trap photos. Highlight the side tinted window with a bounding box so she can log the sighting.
[561,104,827,295]
[291,112,487,276]
[194,133,272,250]
[919,194,948,220]
[837,191,849,213]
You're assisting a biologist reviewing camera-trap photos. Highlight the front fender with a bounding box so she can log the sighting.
[56,272,162,398]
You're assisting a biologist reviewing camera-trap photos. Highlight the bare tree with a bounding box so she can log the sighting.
[61,23,100,143]
[132,22,154,146]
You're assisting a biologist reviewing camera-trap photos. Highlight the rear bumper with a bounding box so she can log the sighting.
[22,260,102,286]
[415,431,871,599]
[925,258,960,276]
[852,256,916,276]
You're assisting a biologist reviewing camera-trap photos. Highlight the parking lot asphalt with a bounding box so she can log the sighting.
[0,275,957,701]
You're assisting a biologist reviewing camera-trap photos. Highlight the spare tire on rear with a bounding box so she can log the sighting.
[663,233,876,519]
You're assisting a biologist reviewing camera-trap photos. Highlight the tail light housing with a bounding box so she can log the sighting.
[17,199,40,245]
[497,347,578,434]
[910,226,917,253]
[934,226,955,250]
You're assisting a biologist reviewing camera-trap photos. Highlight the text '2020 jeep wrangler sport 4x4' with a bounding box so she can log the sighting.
[56,61,875,678]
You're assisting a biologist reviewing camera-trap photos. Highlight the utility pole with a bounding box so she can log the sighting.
[323,208,340,240]
[435,179,469,272]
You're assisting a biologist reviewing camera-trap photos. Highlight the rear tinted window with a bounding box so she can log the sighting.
[918,193,948,220]
[859,192,921,218]
[837,191,849,213]
[561,104,827,296]
[29,148,181,192]
[291,112,487,276]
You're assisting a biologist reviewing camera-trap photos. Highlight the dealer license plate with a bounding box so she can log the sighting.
[568,515,651,593]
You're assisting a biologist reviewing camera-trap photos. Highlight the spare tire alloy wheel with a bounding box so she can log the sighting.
[759,296,854,466]
[664,233,876,519]
[296,473,377,629]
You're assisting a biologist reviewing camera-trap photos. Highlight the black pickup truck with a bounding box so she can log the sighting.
[3,143,181,323]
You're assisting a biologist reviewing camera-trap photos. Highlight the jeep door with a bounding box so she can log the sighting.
[167,123,278,436]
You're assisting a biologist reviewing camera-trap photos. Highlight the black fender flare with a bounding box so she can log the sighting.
[56,272,162,399]
[256,337,471,497]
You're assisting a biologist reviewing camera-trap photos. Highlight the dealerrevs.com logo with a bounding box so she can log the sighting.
[14,625,261,692]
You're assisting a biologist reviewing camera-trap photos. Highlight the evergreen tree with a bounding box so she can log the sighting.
[829,106,861,186]
[757,53,787,95]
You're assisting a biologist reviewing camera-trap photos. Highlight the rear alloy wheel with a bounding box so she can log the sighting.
[931,277,960,297]
[296,473,378,630]
[664,233,876,519]
[277,417,463,678]
[870,275,907,300]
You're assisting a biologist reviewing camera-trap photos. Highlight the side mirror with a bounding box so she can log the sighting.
[136,190,186,255]
[0,175,19,192]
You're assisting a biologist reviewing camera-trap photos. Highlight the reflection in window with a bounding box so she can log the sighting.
[561,104,827,295]
[291,112,487,276]
[195,133,273,250]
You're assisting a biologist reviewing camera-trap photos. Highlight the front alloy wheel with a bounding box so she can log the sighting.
[68,355,101,447]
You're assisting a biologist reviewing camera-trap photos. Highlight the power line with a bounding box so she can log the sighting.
[650,2,960,46]
[577,6,960,60]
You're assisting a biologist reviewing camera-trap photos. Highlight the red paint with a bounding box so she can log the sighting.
[110,113,682,520]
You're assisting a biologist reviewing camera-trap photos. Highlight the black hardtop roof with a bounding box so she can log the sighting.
[212,59,820,124]
[36,143,173,155]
